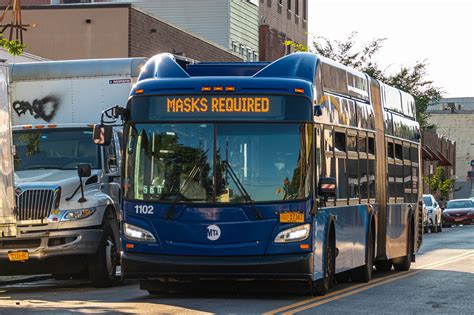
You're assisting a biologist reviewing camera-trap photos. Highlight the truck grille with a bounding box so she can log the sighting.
[16,189,60,221]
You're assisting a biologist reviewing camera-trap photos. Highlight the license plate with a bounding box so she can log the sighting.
[280,212,304,223]
[8,251,29,262]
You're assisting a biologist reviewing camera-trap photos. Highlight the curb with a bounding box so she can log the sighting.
[0,275,50,286]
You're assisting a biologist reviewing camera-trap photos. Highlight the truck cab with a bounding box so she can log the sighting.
[0,58,145,287]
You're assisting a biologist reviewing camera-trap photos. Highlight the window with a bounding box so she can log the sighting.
[278,0,283,13]
[231,41,238,52]
[253,52,258,61]
[347,134,357,152]
[295,0,299,16]
[387,141,394,158]
[303,0,307,20]
[239,44,245,55]
[368,135,375,155]
[124,123,312,203]
[334,131,346,152]
[288,0,292,10]
[13,128,101,171]
[395,143,403,160]
[368,159,375,198]
[267,0,271,7]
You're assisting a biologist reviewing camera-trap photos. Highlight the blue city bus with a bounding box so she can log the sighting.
[94,53,423,295]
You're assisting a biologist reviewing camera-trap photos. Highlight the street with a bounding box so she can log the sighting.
[0,226,473,314]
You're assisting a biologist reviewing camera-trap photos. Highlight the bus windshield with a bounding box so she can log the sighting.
[13,128,100,171]
[124,123,312,203]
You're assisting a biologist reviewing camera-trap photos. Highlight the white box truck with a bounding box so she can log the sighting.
[0,63,16,239]
[0,58,145,287]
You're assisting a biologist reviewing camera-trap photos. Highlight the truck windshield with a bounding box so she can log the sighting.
[124,123,312,203]
[13,128,100,171]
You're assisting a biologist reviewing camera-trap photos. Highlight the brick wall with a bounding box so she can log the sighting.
[259,24,287,62]
[129,8,241,62]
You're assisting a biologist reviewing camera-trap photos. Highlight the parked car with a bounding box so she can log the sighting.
[423,194,442,232]
[442,199,474,226]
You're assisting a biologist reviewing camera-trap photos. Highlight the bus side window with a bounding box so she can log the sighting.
[322,126,336,205]
[387,139,396,199]
[403,142,413,203]
[347,132,359,200]
[368,133,376,200]
[359,131,368,201]
[334,130,347,201]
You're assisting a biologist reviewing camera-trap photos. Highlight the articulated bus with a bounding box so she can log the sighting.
[94,52,423,295]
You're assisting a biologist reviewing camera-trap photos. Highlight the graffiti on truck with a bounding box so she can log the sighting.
[12,95,60,123]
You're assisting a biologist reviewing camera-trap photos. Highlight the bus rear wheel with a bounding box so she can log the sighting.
[351,225,375,283]
[393,218,413,272]
[374,259,392,272]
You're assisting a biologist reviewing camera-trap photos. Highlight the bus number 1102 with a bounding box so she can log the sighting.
[135,205,154,215]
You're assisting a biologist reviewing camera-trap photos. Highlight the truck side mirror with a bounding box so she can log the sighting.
[318,177,336,198]
[77,163,92,178]
[93,124,112,146]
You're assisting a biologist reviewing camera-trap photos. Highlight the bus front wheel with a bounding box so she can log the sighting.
[312,230,335,296]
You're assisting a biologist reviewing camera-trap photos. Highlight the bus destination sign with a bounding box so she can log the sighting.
[131,94,311,121]
[166,96,270,113]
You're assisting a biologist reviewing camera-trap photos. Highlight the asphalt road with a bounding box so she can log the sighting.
[0,225,473,314]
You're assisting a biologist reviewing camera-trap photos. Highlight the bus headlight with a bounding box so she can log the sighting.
[61,208,96,221]
[274,224,310,243]
[123,223,156,243]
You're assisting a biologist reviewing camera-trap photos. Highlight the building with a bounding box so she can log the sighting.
[259,0,308,61]
[427,97,474,198]
[16,3,242,62]
[118,0,260,62]
[421,130,456,201]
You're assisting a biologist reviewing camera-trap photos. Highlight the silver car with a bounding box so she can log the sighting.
[423,194,443,232]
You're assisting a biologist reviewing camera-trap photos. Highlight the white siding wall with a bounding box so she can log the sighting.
[230,0,259,61]
[123,0,231,49]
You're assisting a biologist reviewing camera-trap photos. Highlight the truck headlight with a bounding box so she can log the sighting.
[123,223,156,243]
[61,208,96,221]
[274,224,310,243]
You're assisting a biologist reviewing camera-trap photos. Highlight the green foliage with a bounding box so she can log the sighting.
[423,166,455,200]
[0,37,24,56]
[284,32,443,128]
[283,40,309,52]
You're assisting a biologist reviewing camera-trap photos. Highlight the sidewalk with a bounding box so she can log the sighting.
[0,275,49,286]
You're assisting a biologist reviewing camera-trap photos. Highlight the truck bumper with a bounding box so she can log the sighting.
[0,228,103,275]
[122,252,314,281]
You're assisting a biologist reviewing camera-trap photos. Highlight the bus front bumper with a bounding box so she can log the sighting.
[122,252,314,281]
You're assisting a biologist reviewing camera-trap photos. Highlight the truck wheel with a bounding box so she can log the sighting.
[312,231,335,296]
[89,221,118,288]
[393,218,413,272]
[351,224,374,283]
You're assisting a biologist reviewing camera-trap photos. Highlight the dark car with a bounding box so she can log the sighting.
[442,199,474,226]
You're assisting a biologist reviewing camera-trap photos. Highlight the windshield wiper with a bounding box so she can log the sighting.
[22,165,63,170]
[221,160,263,220]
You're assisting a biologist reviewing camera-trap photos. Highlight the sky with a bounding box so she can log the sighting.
[308,0,474,97]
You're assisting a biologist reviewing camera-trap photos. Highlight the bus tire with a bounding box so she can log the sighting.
[88,221,118,288]
[312,227,335,296]
[393,217,414,272]
[374,259,392,272]
[351,221,375,283]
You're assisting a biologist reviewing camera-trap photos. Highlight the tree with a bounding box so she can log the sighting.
[285,32,443,127]
[0,37,24,56]
[423,166,455,201]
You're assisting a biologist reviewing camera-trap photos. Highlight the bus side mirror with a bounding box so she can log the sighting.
[318,177,336,198]
[93,124,112,146]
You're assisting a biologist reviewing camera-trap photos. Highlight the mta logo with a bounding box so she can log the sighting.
[207,224,221,241]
